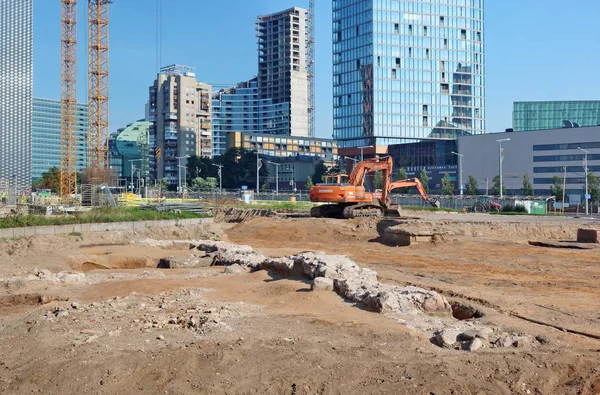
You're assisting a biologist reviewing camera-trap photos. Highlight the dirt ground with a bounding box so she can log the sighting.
[1,214,600,394]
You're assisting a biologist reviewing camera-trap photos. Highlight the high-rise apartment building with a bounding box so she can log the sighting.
[148,65,212,186]
[0,0,33,188]
[333,0,485,150]
[212,78,290,156]
[513,101,600,132]
[31,98,88,179]
[257,7,310,138]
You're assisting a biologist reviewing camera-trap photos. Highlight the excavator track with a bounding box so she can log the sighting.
[342,204,383,219]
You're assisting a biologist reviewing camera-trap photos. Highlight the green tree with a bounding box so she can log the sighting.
[326,157,342,175]
[587,172,600,202]
[186,155,216,182]
[191,177,217,190]
[312,160,327,184]
[549,175,563,201]
[465,175,479,195]
[394,168,409,193]
[441,172,454,195]
[373,172,384,189]
[37,166,61,193]
[521,173,534,196]
[418,169,430,193]
[306,176,314,191]
[158,177,169,191]
[490,175,507,196]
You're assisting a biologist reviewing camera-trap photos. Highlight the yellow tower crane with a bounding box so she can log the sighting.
[59,0,78,197]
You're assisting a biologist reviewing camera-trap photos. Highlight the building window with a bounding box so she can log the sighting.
[424,26,428,36]
[440,16,445,26]
[423,117,428,126]
[394,23,399,34]
[461,29,467,40]
[423,105,428,115]
[426,49,430,59]
[444,39,448,49]
[441,84,449,94]
[377,56,381,66]
[408,47,412,57]
[392,69,397,79]
[408,25,413,35]
[477,32,481,42]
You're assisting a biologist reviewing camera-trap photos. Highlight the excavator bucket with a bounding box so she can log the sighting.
[428,197,441,208]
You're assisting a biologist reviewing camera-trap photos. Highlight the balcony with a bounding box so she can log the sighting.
[165,112,178,121]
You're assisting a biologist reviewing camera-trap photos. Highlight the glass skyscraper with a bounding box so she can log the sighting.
[31,98,88,180]
[513,101,600,132]
[0,0,33,188]
[212,78,290,156]
[333,0,485,148]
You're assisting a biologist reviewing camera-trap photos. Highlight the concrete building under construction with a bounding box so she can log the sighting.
[256,7,310,138]
[148,65,212,186]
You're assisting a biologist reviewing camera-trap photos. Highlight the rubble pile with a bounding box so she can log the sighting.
[187,239,534,351]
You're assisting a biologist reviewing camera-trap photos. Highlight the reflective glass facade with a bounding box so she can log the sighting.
[513,101,600,132]
[31,98,88,179]
[212,78,290,157]
[333,0,485,148]
[0,0,33,188]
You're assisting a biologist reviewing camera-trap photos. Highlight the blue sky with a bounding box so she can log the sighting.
[33,0,600,139]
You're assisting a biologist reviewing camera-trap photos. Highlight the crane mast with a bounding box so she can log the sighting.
[87,0,111,182]
[59,0,78,197]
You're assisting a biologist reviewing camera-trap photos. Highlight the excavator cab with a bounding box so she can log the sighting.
[320,174,350,185]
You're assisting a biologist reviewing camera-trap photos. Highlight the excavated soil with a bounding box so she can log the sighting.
[1,215,600,394]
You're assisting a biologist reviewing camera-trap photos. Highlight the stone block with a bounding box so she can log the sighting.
[577,228,599,243]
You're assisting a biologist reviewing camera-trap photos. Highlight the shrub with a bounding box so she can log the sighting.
[502,204,527,213]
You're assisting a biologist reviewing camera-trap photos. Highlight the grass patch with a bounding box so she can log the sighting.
[0,207,207,229]
[69,231,83,237]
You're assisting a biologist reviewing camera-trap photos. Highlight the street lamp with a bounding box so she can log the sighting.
[578,147,590,215]
[129,159,142,194]
[358,145,373,162]
[451,151,464,197]
[268,161,281,195]
[496,138,510,198]
[212,164,223,193]
[176,155,190,195]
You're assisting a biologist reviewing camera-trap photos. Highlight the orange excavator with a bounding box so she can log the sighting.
[309,156,439,218]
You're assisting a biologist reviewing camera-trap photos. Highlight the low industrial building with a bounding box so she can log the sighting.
[458,126,600,203]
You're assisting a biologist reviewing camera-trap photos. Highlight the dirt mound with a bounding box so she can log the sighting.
[227,217,379,247]
[68,255,154,271]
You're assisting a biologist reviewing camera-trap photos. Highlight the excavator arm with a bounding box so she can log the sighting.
[347,157,394,187]
[383,178,439,208]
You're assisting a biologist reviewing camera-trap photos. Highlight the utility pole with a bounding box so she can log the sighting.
[268,161,281,195]
[212,164,223,194]
[496,138,510,198]
[176,155,190,198]
[256,153,261,194]
[358,145,373,162]
[562,166,567,215]
[451,151,464,197]
[485,178,489,196]
[578,147,589,215]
